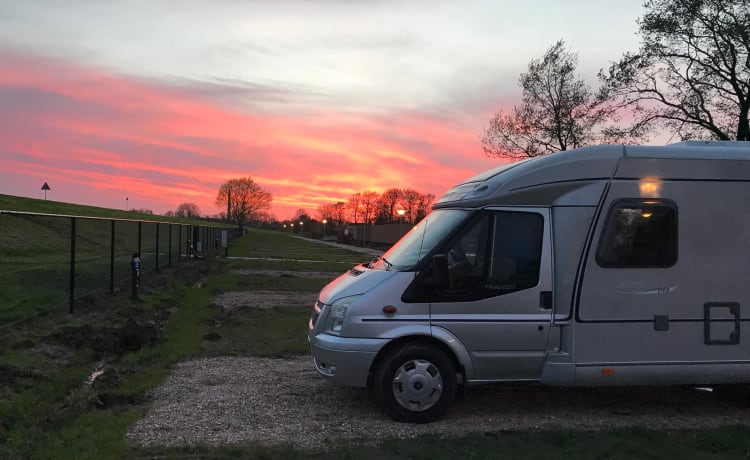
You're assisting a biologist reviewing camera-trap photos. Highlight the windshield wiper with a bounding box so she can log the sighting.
[370,255,393,270]
[381,256,394,270]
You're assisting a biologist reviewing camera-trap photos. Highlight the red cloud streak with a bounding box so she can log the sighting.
[0,52,503,219]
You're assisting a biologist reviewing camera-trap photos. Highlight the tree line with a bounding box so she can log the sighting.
[316,188,435,227]
[166,177,273,229]
[167,179,435,232]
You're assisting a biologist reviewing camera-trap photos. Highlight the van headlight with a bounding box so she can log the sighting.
[325,295,361,335]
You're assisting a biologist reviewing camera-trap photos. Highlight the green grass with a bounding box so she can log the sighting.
[201,306,311,357]
[205,271,332,293]
[0,266,214,459]
[228,228,370,262]
[0,194,227,325]
[0,193,202,223]
[33,408,144,460]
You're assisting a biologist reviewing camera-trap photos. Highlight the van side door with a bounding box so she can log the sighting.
[428,207,554,382]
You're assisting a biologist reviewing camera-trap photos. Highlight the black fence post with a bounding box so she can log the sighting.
[155,223,160,271]
[168,224,173,267]
[137,221,142,262]
[69,217,76,314]
[110,220,115,293]
[178,224,182,262]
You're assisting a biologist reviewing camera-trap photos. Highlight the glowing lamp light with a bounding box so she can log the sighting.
[639,178,661,197]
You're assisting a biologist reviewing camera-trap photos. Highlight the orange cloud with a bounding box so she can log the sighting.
[0,52,503,219]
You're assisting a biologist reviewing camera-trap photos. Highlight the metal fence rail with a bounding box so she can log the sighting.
[0,210,235,325]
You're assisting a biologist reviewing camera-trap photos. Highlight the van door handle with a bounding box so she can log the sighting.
[540,291,553,310]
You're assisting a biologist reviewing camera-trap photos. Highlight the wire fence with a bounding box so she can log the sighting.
[0,210,237,326]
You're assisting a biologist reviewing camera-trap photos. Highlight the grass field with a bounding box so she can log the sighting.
[0,194,205,221]
[2,198,750,459]
[0,195,226,325]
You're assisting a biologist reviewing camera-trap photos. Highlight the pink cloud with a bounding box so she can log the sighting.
[0,51,505,219]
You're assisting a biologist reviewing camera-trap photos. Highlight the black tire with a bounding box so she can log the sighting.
[374,343,457,423]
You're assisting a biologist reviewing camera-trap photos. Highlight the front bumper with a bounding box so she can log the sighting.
[309,333,388,387]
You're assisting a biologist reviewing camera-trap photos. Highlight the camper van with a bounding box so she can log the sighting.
[308,140,750,423]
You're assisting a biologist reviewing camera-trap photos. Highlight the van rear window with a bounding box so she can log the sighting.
[596,199,677,268]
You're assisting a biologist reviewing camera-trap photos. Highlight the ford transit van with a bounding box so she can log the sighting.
[308,140,750,423]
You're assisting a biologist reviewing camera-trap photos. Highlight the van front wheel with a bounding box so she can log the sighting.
[374,344,457,423]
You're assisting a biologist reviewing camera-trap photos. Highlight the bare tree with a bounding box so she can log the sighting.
[376,188,403,223]
[175,202,201,219]
[415,193,435,223]
[318,202,348,227]
[332,202,347,226]
[215,177,273,229]
[360,191,380,225]
[600,0,750,141]
[293,208,310,222]
[347,192,362,224]
[482,40,627,159]
[400,188,422,224]
[317,203,335,223]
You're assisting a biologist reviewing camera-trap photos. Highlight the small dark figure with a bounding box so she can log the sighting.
[131,252,141,293]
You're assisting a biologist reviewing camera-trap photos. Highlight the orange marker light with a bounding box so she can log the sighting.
[382,305,397,314]
[602,368,615,376]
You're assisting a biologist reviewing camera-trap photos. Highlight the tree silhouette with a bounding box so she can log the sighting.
[215,177,272,229]
[600,0,750,141]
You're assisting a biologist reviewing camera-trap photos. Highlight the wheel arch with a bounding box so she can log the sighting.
[367,331,472,387]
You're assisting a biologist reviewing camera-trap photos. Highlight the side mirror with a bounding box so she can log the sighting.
[433,254,449,290]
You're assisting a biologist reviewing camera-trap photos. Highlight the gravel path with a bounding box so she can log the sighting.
[127,355,750,449]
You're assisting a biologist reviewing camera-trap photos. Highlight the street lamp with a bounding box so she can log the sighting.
[397,209,406,235]
[299,221,304,235]
[322,219,327,240]
[290,223,294,233]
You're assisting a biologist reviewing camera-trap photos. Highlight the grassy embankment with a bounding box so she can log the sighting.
[2,195,750,459]
[0,194,216,324]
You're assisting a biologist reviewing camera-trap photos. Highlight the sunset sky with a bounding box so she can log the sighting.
[0,1,645,219]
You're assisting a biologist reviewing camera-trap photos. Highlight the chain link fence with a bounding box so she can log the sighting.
[0,211,235,326]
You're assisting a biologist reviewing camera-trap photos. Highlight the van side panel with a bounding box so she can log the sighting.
[574,177,750,384]
[616,157,750,180]
[551,206,596,321]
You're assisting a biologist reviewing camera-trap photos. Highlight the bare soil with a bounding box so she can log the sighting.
[230,269,341,279]
[213,290,317,309]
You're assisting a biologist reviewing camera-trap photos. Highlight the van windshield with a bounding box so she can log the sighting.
[370,209,471,271]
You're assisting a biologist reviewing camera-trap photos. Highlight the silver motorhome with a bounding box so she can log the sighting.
[308,140,750,423]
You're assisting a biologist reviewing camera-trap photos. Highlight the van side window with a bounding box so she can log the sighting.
[596,199,677,268]
[488,212,543,291]
[441,211,543,299]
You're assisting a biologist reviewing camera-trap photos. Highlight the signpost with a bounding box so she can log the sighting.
[41,182,50,200]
